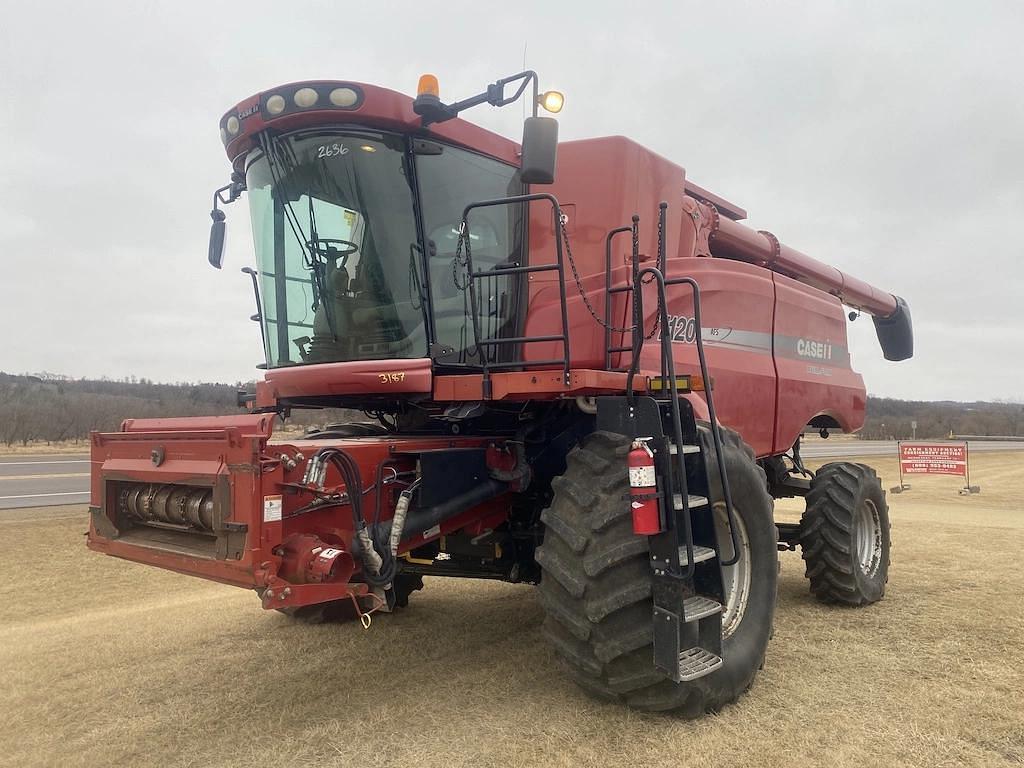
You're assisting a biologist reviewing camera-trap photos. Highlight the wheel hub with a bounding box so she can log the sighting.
[855,498,883,576]
[715,504,751,638]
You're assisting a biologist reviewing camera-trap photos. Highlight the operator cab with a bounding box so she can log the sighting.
[207,73,563,375]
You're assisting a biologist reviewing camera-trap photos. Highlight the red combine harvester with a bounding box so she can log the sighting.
[88,71,913,714]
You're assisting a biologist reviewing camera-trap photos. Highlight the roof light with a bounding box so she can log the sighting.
[225,116,240,135]
[294,87,319,108]
[266,94,286,115]
[359,145,377,153]
[417,74,440,98]
[538,90,564,114]
[329,87,358,107]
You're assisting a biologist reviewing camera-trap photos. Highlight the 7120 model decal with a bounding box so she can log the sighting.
[660,315,733,345]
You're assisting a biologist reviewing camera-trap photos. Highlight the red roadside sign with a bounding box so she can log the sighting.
[899,442,967,477]
[895,441,977,494]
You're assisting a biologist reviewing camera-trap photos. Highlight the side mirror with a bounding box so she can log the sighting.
[872,295,914,361]
[208,177,244,269]
[208,210,226,269]
[520,116,558,184]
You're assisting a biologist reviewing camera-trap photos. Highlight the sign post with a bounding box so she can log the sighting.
[895,441,979,495]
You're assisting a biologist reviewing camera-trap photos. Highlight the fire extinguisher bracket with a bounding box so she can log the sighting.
[628,437,664,535]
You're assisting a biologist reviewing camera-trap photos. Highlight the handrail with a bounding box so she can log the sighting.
[460,193,572,397]
[630,265,743,571]
[603,225,633,370]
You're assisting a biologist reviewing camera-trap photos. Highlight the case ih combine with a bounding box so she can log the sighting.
[87,71,913,714]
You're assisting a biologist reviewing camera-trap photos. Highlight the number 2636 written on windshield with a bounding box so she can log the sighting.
[317,143,349,159]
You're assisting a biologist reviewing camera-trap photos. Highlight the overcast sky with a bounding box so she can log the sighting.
[1,1,1021,402]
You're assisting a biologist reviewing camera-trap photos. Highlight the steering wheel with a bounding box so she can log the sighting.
[307,238,359,267]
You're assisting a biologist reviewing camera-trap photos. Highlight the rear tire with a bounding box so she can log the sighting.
[536,428,777,715]
[799,462,890,605]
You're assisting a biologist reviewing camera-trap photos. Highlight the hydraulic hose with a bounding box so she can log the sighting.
[353,479,509,557]
[308,447,398,588]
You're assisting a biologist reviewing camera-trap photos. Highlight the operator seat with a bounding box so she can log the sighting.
[306,260,351,362]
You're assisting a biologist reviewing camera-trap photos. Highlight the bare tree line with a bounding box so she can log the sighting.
[859,397,1023,440]
[0,373,352,446]
[1,373,1021,446]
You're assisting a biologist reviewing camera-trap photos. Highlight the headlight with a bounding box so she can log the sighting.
[294,87,319,108]
[266,94,286,115]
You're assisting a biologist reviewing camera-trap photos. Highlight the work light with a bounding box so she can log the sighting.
[538,90,564,114]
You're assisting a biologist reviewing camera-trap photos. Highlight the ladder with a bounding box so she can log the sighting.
[596,203,742,683]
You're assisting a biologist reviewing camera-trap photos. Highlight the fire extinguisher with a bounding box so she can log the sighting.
[628,438,662,535]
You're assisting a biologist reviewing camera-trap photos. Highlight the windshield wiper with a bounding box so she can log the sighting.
[258,132,339,341]
[305,195,338,339]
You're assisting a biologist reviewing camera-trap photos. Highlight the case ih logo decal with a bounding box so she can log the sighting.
[796,338,833,360]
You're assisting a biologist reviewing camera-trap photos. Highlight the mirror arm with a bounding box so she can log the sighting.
[213,172,246,209]
[210,182,241,222]
[422,70,540,126]
[489,71,539,116]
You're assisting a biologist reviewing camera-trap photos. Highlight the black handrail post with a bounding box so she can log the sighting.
[624,215,643,406]
[630,215,642,376]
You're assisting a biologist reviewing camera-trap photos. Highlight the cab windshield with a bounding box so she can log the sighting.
[246,129,524,368]
[246,130,423,366]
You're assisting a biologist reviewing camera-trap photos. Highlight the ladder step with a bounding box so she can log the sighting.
[678,545,716,566]
[673,493,709,510]
[678,647,723,681]
[669,443,701,455]
[683,595,722,622]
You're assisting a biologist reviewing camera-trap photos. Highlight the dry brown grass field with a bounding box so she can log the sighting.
[1,451,1022,768]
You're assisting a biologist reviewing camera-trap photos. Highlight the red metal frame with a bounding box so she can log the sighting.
[88,414,514,608]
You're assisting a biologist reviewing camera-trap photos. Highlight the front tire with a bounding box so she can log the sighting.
[799,462,891,605]
[536,428,777,715]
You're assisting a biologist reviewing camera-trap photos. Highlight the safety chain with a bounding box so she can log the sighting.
[643,210,665,339]
[559,216,661,340]
[559,216,635,333]
[451,224,479,362]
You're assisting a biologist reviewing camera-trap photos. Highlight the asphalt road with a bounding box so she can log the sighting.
[0,455,90,510]
[800,439,1024,458]
[2,440,1021,511]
